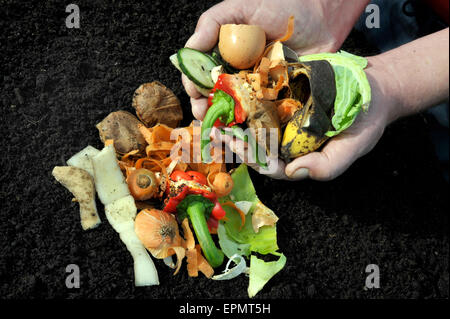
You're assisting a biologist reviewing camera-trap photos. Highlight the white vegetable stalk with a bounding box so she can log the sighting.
[212,254,248,281]
[66,145,100,177]
[92,145,159,286]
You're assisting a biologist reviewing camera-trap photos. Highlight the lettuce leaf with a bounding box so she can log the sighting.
[219,164,279,254]
[222,204,278,255]
[248,252,287,298]
[217,223,251,258]
[228,163,257,203]
[299,50,371,137]
[217,164,285,298]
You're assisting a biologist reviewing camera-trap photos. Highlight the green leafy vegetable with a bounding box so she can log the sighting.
[228,163,257,203]
[248,253,287,298]
[222,204,278,255]
[217,223,251,258]
[299,50,371,137]
[217,164,286,297]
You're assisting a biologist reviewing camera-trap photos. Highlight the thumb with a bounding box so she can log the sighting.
[185,2,242,51]
[284,136,365,181]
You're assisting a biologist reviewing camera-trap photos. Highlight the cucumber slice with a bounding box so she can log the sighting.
[177,48,217,89]
[170,53,213,97]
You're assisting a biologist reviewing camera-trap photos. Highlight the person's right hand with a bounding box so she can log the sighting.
[183,0,370,119]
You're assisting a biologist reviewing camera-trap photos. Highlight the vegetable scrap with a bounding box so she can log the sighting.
[53,79,285,297]
[171,16,371,164]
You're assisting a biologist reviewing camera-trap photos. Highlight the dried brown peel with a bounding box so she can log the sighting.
[132,81,183,128]
[246,100,281,156]
[52,166,101,230]
[96,111,147,155]
[251,200,279,233]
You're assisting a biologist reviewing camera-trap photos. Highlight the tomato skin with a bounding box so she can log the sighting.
[211,201,226,220]
[170,170,192,182]
[186,171,207,185]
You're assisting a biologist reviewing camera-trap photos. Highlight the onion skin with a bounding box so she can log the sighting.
[209,172,234,198]
[134,209,182,258]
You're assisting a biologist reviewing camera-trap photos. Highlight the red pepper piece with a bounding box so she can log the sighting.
[209,74,246,124]
[163,185,189,213]
[186,171,208,185]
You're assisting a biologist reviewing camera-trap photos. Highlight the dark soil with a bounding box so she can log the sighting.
[1,0,448,299]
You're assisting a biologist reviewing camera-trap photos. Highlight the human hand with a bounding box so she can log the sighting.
[284,56,396,181]
[183,0,370,120]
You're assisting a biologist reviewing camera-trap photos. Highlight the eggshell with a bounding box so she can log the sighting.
[218,24,266,70]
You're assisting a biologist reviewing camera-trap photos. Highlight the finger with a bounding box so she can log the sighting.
[285,137,362,181]
[181,74,202,99]
[191,97,208,121]
[217,130,289,180]
[185,2,242,51]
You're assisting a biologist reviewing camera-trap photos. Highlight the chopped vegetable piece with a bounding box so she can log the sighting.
[201,89,235,162]
[186,170,207,186]
[182,218,199,277]
[222,204,278,255]
[134,208,182,259]
[217,223,251,258]
[251,200,279,233]
[177,48,217,89]
[207,172,234,198]
[299,51,371,136]
[105,195,159,286]
[181,218,195,250]
[177,195,224,268]
[212,254,248,281]
[66,145,100,177]
[248,253,286,298]
[52,166,100,230]
[195,244,214,278]
[91,145,131,205]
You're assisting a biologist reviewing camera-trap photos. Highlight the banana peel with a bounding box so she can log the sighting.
[281,60,336,160]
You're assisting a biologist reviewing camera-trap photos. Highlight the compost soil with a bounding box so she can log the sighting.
[1,0,448,299]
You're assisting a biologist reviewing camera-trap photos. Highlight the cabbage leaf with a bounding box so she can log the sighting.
[300,50,371,137]
[248,252,287,298]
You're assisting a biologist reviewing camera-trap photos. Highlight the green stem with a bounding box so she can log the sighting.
[187,202,224,268]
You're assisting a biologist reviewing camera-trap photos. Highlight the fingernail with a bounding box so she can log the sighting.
[185,32,199,48]
[289,168,309,180]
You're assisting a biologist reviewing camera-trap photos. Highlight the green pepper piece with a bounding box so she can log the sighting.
[177,195,224,268]
[201,90,235,163]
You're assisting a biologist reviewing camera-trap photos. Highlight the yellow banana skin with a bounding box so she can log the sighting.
[280,60,336,160]
[280,110,328,159]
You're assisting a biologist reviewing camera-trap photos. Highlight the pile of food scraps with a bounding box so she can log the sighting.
[53,81,285,298]
[53,16,372,298]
